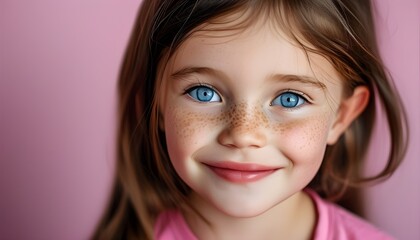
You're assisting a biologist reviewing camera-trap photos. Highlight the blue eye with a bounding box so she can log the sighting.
[272,92,306,108]
[187,86,221,102]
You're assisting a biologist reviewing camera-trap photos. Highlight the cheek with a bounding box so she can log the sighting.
[164,105,221,145]
[164,106,196,160]
[164,105,225,185]
[164,105,220,164]
[274,113,333,165]
[165,107,201,144]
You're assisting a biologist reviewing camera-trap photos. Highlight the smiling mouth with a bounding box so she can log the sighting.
[203,162,281,183]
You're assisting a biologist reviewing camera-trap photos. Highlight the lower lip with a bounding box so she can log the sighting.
[207,166,277,183]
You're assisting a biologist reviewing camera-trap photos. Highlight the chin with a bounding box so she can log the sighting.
[214,199,276,218]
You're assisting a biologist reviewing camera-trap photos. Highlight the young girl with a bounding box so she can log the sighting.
[93,0,408,239]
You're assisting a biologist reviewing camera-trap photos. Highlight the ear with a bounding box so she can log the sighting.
[327,86,370,145]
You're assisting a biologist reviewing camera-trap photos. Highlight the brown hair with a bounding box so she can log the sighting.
[92,0,408,239]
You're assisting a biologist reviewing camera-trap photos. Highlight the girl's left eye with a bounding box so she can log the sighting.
[186,86,221,102]
[271,92,306,108]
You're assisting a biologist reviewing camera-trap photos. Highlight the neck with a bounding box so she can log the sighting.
[183,191,316,240]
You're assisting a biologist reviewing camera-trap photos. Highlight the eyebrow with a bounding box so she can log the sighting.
[170,66,226,80]
[171,66,326,89]
[271,74,327,89]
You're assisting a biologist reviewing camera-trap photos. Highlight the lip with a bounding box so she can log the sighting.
[203,161,281,183]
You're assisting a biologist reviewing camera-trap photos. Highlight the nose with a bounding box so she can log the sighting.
[217,103,268,149]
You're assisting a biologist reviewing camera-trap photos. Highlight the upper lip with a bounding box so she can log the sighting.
[203,161,281,171]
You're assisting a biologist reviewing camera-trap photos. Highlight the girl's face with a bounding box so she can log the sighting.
[159,20,345,217]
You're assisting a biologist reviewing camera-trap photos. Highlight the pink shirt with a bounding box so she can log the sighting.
[154,190,395,239]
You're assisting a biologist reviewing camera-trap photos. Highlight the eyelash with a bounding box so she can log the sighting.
[183,84,222,103]
[270,89,310,109]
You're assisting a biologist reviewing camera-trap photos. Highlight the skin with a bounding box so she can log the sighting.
[158,17,369,240]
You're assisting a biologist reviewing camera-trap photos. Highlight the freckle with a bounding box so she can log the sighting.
[273,121,292,133]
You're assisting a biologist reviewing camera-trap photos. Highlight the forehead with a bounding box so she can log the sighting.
[164,14,343,96]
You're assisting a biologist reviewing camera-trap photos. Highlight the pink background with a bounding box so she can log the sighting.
[0,0,418,239]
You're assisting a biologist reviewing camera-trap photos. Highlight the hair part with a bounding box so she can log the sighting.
[92,0,408,239]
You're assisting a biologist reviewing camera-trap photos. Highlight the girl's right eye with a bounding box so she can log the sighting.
[186,86,221,103]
